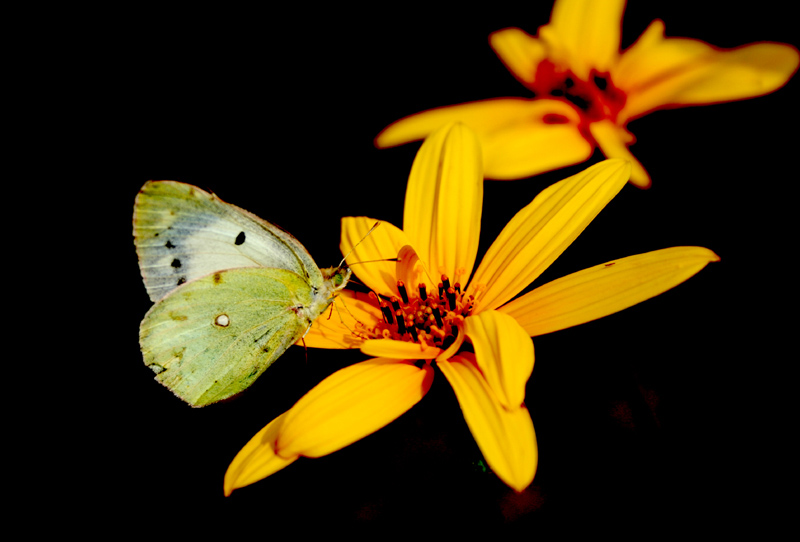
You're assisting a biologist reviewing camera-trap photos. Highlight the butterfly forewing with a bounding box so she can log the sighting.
[134,180,324,302]
[139,267,319,407]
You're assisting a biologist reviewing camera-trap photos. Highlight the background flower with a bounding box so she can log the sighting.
[376,0,798,189]
[90,1,795,532]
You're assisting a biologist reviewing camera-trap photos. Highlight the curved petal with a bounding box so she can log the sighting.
[360,338,441,360]
[396,244,435,297]
[469,159,631,312]
[489,27,548,90]
[616,20,800,122]
[224,412,297,496]
[302,290,382,349]
[376,98,592,181]
[376,98,536,149]
[341,216,412,296]
[540,0,625,79]
[464,310,534,409]
[404,123,483,284]
[439,353,537,492]
[277,357,434,458]
[480,101,593,180]
[499,246,720,337]
[589,120,651,189]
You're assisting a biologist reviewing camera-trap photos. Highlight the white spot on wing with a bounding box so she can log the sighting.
[214,314,230,327]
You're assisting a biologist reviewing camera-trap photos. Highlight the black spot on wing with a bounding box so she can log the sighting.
[235,231,246,245]
[165,240,176,249]
[177,277,186,286]
[171,258,182,268]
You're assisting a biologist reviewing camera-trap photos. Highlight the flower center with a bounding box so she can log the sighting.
[534,60,626,123]
[360,273,474,350]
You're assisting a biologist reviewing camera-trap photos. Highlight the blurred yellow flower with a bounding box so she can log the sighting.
[225,123,718,495]
[375,0,799,188]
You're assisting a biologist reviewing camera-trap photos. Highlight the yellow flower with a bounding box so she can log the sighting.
[375,0,799,188]
[224,123,718,495]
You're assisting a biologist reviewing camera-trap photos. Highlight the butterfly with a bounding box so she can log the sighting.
[134,180,351,407]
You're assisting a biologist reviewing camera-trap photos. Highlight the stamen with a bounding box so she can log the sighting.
[418,283,427,301]
[391,297,401,313]
[396,311,406,335]
[438,282,444,300]
[380,300,394,325]
[454,282,461,294]
[397,280,409,304]
[432,304,444,328]
[446,287,456,311]
[408,326,418,342]
[441,274,451,291]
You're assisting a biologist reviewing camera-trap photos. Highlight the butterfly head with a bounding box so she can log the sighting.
[321,265,352,294]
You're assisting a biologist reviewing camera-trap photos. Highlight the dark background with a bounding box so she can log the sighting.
[41,1,795,534]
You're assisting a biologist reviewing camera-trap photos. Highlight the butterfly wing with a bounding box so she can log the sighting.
[134,180,325,302]
[139,267,322,407]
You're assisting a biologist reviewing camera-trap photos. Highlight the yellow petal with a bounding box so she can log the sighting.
[499,246,720,337]
[302,290,381,349]
[404,123,483,283]
[616,20,800,122]
[464,310,534,409]
[376,98,532,149]
[396,245,432,298]
[470,159,631,312]
[540,0,625,79]
[360,338,441,360]
[375,99,592,181]
[589,120,651,189]
[341,216,412,296]
[480,101,593,180]
[438,354,537,492]
[277,357,434,458]
[224,412,297,496]
[489,27,548,89]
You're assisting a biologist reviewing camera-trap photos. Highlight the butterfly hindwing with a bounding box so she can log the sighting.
[134,180,325,302]
[134,180,352,406]
[139,267,321,407]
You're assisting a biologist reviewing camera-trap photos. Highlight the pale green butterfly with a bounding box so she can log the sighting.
[134,180,351,407]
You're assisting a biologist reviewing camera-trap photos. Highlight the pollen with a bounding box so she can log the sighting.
[361,276,475,349]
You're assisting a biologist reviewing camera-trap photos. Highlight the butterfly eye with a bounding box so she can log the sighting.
[333,273,344,287]
[214,314,230,327]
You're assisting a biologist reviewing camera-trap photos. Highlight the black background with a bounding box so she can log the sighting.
[39,1,796,534]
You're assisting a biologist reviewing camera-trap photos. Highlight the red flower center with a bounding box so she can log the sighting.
[362,274,474,349]
[533,60,626,123]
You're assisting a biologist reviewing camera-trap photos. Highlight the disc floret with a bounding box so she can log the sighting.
[358,273,475,350]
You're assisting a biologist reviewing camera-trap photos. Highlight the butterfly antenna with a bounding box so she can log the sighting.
[338,221,382,268]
